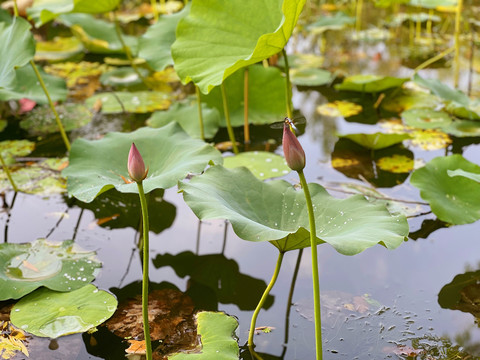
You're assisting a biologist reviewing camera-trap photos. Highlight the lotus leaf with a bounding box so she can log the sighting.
[445,101,480,121]
[0,140,35,165]
[28,0,121,27]
[223,151,290,180]
[401,108,452,129]
[179,165,408,255]
[335,75,407,93]
[410,155,480,224]
[443,119,480,137]
[0,17,35,90]
[147,101,221,139]
[408,0,457,9]
[10,284,117,338]
[201,65,286,127]
[0,239,101,300]
[409,128,451,150]
[290,68,333,86]
[62,123,223,202]
[307,11,355,33]
[169,311,238,359]
[35,36,84,62]
[381,89,441,113]
[85,91,171,114]
[413,74,469,106]
[172,0,306,93]
[0,65,67,104]
[339,133,411,150]
[99,67,149,88]
[138,4,189,71]
[317,101,362,118]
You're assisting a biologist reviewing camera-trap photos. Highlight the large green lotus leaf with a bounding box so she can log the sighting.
[147,101,221,139]
[0,239,101,300]
[445,101,480,121]
[413,74,469,105]
[169,311,238,360]
[339,133,411,150]
[410,155,480,224]
[10,284,117,338]
[85,91,172,114]
[448,169,480,183]
[0,65,67,104]
[179,166,408,255]
[153,251,273,311]
[58,13,138,55]
[223,151,290,180]
[138,4,189,72]
[35,36,84,62]
[28,0,121,26]
[335,75,407,93]
[171,0,306,94]
[201,65,286,127]
[62,123,223,203]
[0,17,35,89]
[401,108,452,129]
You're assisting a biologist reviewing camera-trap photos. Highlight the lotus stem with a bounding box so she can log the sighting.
[284,248,303,346]
[220,83,239,154]
[0,153,18,192]
[151,0,159,22]
[454,0,463,88]
[282,49,293,119]
[29,60,71,152]
[355,0,363,33]
[244,67,250,146]
[248,251,284,359]
[426,9,433,38]
[413,46,454,75]
[12,0,19,16]
[298,170,323,360]
[136,182,152,360]
[195,86,205,140]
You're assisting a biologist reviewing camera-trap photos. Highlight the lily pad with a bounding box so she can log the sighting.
[147,101,221,139]
[443,119,480,137]
[317,101,362,118]
[169,311,238,360]
[413,74,468,106]
[0,17,35,90]
[401,108,452,129]
[0,239,101,300]
[138,4,189,71]
[99,67,149,88]
[85,91,172,114]
[410,155,480,224]
[62,123,223,203]
[223,151,290,180]
[0,140,35,165]
[172,0,306,93]
[35,36,84,62]
[19,103,92,135]
[307,11,355,33]
[179,165,408,255]
[201,64,286,127]
[381,89,441,113]
[408,0,457,9]
[290,68,333,87]
[10,284,117,338]
[335,75,408,93]
[376,154,414,173]
[339,133,411,150]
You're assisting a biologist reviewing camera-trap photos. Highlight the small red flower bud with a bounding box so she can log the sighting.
[283,122,305,172]
[128,143,148,182]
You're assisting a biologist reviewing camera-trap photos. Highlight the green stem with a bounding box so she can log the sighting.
[29,60,71,152]
[355,0,363,33]
[413,46,455,75]
[0,153,18,192]
[454,0,463,88]
[298,170,322,360]
[282,48,293,119]
[244,67,250,146]
[136,182,152,360]
[12,0,19,16]
[151,0,159,22]
[220,83,239,154]
[248,251,284,359]
[195,86,205,140]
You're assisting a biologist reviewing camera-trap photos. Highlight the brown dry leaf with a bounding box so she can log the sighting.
[126,339,146,355]
[0,321,29,359]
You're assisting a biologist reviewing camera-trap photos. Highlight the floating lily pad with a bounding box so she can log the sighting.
[408,0,457,9]
[99,67,149,88]
[223,151,290,180]
[413,74,468,105]
[307,11,354,33]
[381,89,441,113]
[335,75,407,93]
[409,128,451,150]
[376,154,414,173]
[445,101,480,121]
[45,61,111,88]
[169,311,238,360]
[0,140,35,165]
[339,133,411,150]
[201,64,286,127]
[179,165,408,255]
[172,0,306,93]
[147,101,221,139]
[63,123,223,203]
[410,155,480,224]
[443,119,480,137]
[317,101,362,118]
[20,103,92,135]
[0,239,101,300]
[35,37,84,62]
[85,91,172,114]
[290,68,333,87]
[401,108,452,129]
[11,284,116,338]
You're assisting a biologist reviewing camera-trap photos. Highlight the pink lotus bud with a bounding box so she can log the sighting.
[128,143,148,182]
[283,122,305,172]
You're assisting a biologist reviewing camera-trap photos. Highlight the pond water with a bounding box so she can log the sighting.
[2,1,480,360]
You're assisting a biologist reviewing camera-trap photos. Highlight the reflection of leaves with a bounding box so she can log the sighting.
[77,188,176,234]
[153,251,274,311]
[438,270,480,317]
[408,219,448,240]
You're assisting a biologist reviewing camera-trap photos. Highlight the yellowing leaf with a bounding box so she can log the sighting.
[331,157,360,168]
[409,129,452,150]
[0,322,29,359]
[376,155,414,173]
[317,100,362,117]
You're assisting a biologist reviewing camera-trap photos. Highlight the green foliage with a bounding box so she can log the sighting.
[401,108,452,129]
[339,133,411,150]
[335,75,407,93]
[223,151,290,180]
[180,165,408,255]
[85,91,172,113]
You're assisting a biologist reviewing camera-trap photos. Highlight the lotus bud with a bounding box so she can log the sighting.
[128,143,148,182]
[283,122,305,172]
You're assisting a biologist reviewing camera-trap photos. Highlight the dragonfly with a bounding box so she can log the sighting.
[269,117,306,133]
